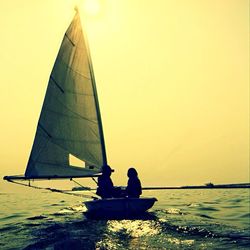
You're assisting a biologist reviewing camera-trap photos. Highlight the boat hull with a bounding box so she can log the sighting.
[84,197,157,218]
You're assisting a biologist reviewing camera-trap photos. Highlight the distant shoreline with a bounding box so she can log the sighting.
[142,183,250,190]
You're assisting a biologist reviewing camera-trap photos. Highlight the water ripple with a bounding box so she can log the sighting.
[198,206,219,211]
[27,215,47,220]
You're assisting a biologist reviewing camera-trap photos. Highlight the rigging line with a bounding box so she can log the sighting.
[91,177,98,185]
[71,178,88,188]
[71,178,99,197]
[5,179,97,199]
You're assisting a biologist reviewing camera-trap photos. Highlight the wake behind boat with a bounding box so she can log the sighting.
[3,9,157,217]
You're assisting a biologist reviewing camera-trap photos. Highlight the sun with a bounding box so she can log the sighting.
[83,0,101,16]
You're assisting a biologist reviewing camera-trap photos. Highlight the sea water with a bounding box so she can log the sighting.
[0,187,249,249]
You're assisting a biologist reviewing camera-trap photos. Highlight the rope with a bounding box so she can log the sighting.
[91,177,98,184]
[71,179,90,189]
[6,179,99,199]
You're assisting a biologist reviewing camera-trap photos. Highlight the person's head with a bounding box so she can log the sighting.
[127,167,138,178]
[101,165,114,176]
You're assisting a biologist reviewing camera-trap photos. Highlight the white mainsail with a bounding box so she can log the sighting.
[24,11,107,178]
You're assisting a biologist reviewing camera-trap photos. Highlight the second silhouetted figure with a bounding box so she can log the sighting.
[126,167,142,198]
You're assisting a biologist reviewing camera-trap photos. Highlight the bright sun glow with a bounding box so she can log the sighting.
[84,0,100,16]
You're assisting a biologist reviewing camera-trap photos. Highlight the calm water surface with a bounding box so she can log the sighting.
[0,188,249,249]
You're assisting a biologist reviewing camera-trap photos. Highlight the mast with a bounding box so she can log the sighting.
[77,9,107,166]
[88,59,107,166]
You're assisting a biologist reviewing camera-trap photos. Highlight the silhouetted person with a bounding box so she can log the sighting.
[126,167,142,198]
[96,165,114,199]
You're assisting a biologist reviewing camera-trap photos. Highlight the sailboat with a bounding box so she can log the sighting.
[4,9,156,218]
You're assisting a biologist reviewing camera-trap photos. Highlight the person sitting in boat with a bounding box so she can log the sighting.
[96,165,115,199]
[126,167,142,198]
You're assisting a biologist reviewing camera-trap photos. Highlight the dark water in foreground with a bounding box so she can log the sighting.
[0,189,249,249]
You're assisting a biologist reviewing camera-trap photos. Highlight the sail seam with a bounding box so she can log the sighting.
[46,84,96,121]
[50,74,93,96]
[38,123,52,138]
[50,76,65,93]
[44,107,98,124]
[65,90,93,97]
[65,33,75,46]
[56,56,91,80]
[54,138,100,144]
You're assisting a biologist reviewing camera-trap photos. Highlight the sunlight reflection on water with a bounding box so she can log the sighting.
[107,220,160,237]
[166,237,194,246]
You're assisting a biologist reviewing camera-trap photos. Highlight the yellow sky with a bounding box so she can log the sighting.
[0,0,249,189]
